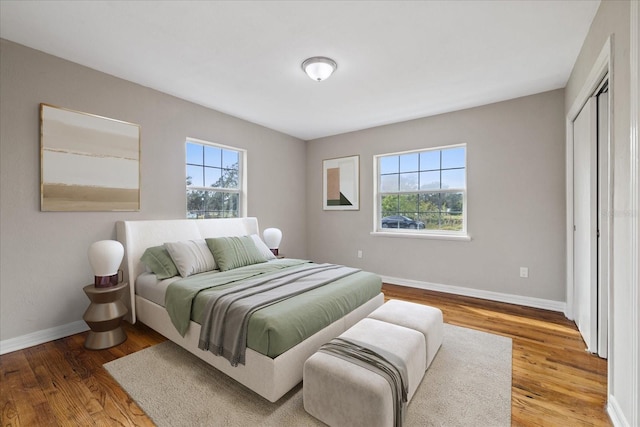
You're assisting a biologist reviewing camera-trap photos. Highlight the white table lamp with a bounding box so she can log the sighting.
[263,228,282,256]
[88,240,124,288]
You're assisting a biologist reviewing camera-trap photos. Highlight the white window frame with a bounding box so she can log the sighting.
[185,137,247,218]
[371,144,470,241]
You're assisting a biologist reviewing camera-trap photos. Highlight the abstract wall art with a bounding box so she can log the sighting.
[322,155,359,210]
[40,104,140,211]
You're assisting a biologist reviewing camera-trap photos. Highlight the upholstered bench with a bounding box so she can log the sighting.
[367,299,444,369]
[303,318,425,427]
[303,300,444,427]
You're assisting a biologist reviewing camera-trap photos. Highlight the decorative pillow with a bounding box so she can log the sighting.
[140,245,179,279]
[164,239,217,278]
[206,236,267,272]
[250,234,277,260]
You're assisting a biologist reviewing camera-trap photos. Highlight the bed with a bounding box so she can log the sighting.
[116,217,384,402]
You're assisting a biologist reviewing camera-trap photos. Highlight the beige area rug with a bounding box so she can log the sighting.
[104,324,511,426]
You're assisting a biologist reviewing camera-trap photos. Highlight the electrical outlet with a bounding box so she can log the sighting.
[520,267,529,278]
[357,250,363,259]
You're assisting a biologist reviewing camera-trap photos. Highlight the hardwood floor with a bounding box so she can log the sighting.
[382,285,610,427]
[1,285,610,426]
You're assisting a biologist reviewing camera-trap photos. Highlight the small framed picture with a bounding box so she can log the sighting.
[322,155,359,210]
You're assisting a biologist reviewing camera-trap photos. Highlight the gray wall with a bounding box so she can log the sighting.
[0,39,307,342]
[307,89,566,303]
[565,1,637,424]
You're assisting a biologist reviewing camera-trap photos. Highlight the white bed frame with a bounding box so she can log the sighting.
[116,217,384,402]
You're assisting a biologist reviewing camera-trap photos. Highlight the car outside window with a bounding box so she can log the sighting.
[375,144,466,235]
[185,138,246,219]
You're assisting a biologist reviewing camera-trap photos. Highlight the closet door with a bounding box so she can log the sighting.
[573,96,598,353]
[596,91,609,358]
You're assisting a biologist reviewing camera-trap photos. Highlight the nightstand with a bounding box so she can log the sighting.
[82,282,128,350]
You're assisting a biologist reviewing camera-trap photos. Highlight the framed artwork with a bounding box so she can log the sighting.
[40,104,140,211]
[322,155,359,210]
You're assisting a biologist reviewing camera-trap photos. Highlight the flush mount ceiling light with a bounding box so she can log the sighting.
[301,56,337,81]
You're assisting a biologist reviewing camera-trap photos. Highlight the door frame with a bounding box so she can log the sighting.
[629,2,639,424]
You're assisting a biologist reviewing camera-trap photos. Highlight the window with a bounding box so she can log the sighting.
[185,138,246,219]
[374,144,467,237]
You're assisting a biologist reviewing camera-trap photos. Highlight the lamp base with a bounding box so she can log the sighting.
[94,274,118,288]
[270,248,279,256]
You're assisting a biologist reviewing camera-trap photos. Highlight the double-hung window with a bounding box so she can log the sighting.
[374,144,467,238]
[185,138,246,219]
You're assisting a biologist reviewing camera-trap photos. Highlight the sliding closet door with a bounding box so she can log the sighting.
[597,91,609,359]
[573,96,598,353]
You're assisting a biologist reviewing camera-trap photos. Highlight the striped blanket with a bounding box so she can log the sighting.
[197,263,361,366]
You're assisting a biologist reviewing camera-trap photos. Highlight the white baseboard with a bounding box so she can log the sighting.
[380,275,566,313]
[607,395,631,427]
[0,278,566,355]
[0,320,89,355]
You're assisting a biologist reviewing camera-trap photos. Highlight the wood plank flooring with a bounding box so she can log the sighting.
[382,285,610,427]
[1,285,610,426]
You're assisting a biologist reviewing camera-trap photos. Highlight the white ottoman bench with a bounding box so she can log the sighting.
[303,318,426,427]
[303,300,444,427]
[367,299,444,369]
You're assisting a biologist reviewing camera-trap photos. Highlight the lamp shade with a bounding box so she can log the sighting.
[263,228,282,256]
[88,240,124,288]
[301,57,337,81]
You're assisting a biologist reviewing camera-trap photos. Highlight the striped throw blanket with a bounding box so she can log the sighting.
[318,337,409,427]
[198,263,361,366]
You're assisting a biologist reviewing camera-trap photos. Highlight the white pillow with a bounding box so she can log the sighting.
[164,239,217,277]
[250,234,277,260]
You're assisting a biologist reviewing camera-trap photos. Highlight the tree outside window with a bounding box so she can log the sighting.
[185,139,244,219]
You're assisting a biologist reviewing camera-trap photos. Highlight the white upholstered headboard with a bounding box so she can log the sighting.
[116,217,260,323]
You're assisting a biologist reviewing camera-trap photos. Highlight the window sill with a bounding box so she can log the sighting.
[369,231,472,242]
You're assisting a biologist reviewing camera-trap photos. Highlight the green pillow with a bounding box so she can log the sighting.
[140,245,179,279]
[206,236,267,272]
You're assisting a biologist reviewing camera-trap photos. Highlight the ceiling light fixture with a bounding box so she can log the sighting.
[301,56,337,82]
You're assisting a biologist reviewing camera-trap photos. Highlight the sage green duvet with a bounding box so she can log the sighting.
[165,259,382,358]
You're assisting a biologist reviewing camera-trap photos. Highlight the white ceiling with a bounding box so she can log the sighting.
[0,0,600,141]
